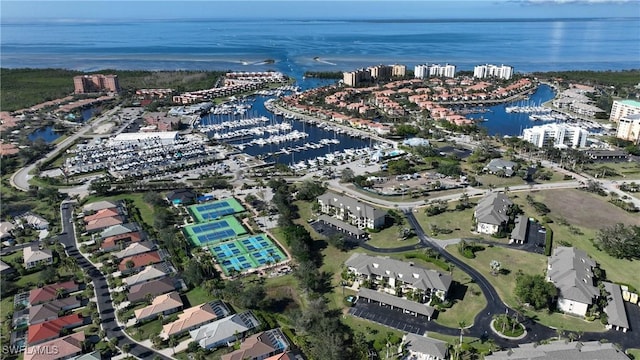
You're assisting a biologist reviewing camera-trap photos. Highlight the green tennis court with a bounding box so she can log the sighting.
[188,197,245,222]
[208,234,286,275]
[183,216,247,247]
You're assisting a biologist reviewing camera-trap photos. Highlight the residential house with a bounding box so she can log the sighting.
[83,207,122,223]
[160,301,227,339]
[127,277,176,303]
[547,247,600,317]
[23,244,53,269]
[221,328,290,360]
[123,263,172,287]
[509,215,529,244]
[400,333,448,360]
[134,291,183,323]
[113,241,156,259]
[118,251,162,273]
[0,221,15,239]
[483,158,516,177]
[317,192,386,230]
[82,200,119,213]
[166,189,197,206]
[484,340,631,360]
[345,253,452,302]
[603,282,630,332]
[190,311,261,350]
[100,230,144,252]
[0,260,14,275]
[27,314,83,345]
[85,216,124,233]
[474,192,513,235]
[24,332,85,360]
[29,298,82,325]
[29,281,79,305]
[18,213,49,230]
[100,223,139,239]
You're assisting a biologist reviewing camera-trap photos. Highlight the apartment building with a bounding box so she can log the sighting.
[616,113,640,144]
[473,64,513,80]
[345,253,452,302]
[392,64,407,77]
[317,192,386,230]
[343,68,371,87]
[522,123,589,148]
[609,99,640,122]
[547,247,599,317]
[368,65,393,80]
[414,63,456,79]
[73,74,120,94]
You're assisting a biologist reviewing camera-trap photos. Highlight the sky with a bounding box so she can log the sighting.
[1,0,639,21]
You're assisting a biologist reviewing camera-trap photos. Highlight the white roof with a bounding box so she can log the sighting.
[0,221,15,238]
[112,131,178,144]
[190,312,260,348]
[23,244,53,264]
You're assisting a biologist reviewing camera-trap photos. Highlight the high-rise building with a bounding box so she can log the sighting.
[522,123,589,148]
[616,113,640,144]
[73,74,120,94]
[414,63,456,79]
[610,99,640,123]
[473,64,513,80]
[367,65,393,80]
[342,69,371,87]
[392,64,407,77]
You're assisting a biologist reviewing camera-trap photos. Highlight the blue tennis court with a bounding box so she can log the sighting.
[208,234,288,275]
[184,216,247,246]
[189,198,245,222]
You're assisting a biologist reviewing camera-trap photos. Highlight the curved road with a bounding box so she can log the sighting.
[354,208,640,350]
[58,202,174,360]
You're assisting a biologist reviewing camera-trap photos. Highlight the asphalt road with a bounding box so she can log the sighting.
[59,202,174,360]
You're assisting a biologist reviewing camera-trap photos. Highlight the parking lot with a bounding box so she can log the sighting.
[348,301,457,336]
[310,220,363,244]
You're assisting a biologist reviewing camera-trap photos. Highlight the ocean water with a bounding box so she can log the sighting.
[2,17,639,78]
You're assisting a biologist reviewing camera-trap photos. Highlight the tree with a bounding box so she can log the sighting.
[340,168,355,183]
[168,336,179,354]
[89,179,111,196]
[125,260,135,269]
[121,343,130,355]
[514,274,557,310]
[594,223,640,260]
[489,260,501,276]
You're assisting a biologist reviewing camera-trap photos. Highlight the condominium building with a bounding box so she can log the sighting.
[616,113,640,144]
[317,192,386,230]
[392,64,407,77]
[343,68,372,87]
[414,63,456,79]
[368,64,393,80]
[473,64,513,80]
[345,253,452,302]
[609,99,640,122]
[522,123,589,148]
[547,247,599,317]
[73,74,120,94]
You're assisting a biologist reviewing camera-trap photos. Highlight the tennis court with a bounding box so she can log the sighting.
[183,216,247,246]
[208,234,287,275]
[188,197,245,222]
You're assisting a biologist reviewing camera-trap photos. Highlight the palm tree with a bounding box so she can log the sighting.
[55,287,66,299]
[168,336,179,355]
[121,343,131,355]
[458,320,467,359]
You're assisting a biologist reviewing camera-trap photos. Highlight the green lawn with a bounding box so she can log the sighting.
[445,245,606,332]
[477,174,529,189]
[627,348,640,359]
[82,192,156,227]
[128,318,162,340]
[183,287,215,308]
[367,226,420,249]
[583,161,640,179]
[512,189,640,291]
[427,332,495,355]
[413,205,482,240]
[1,297,14,321]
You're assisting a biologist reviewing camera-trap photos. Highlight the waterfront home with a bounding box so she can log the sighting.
[134,291,183,323]
[23,244,53,269]
[345,253,452,302]
[546,247,599,317]
[24,332,85,360]
[474,192,513,235]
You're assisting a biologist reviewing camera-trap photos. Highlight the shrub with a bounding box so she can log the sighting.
[544,228,554,256]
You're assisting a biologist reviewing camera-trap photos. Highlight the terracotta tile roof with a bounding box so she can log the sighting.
[118,251,161,271]
[161,303,219,338]
[83,208,120,222]
[101,231,142,250]
[134,291,183,321]
[24,332,84,360]
[29,281,79,305]
[85,216,124,232]
[27,314,83,344]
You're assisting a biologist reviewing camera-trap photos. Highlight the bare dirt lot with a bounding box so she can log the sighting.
[540,188,639,228]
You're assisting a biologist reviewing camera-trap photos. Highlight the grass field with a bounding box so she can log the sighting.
[413,205,484,240]
[512,189,640,291]
[367,225,420,248]
[183,287,216,308]
[427,332,494,355]
[583,161,640,179]
[82,193,156,227]
[445,245,606,332]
